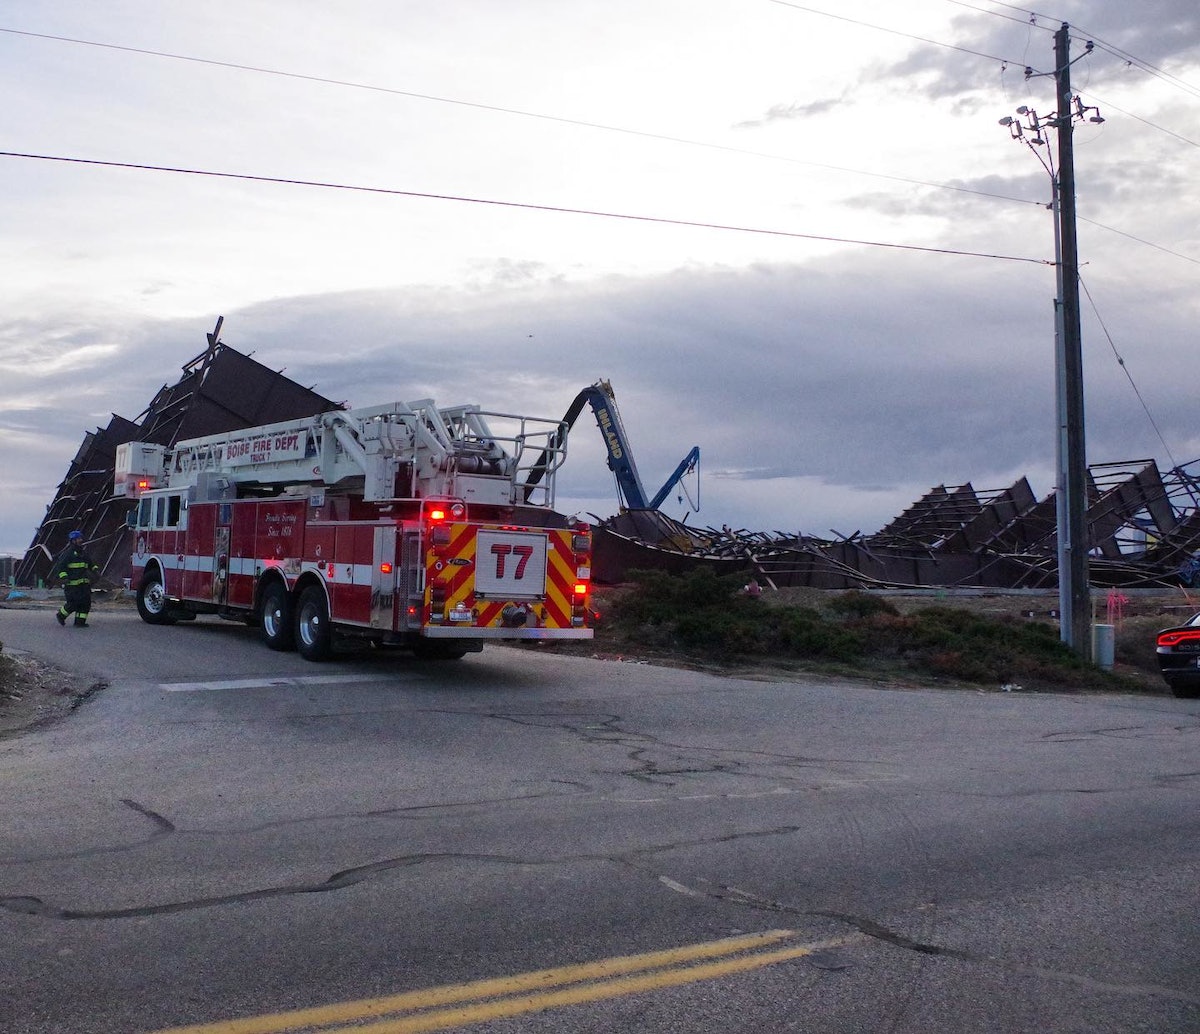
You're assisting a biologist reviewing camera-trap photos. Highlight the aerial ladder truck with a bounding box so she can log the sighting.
[114,398,593,660]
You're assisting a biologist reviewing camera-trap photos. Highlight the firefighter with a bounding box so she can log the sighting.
[53,530,100,628]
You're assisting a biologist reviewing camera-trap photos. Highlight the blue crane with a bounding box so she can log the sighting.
[524,380,699,512]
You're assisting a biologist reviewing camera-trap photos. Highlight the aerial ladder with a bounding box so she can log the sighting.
[120,399,567,509]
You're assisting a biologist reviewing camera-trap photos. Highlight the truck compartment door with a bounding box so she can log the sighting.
[371,525,398,628]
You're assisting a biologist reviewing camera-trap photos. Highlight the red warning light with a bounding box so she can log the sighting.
[380,562,393,574]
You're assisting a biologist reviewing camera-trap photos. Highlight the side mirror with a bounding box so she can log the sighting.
[125,510,137,529]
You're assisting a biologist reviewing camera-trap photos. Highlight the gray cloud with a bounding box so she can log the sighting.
[3,244,1194,555]
[879,1,1200,102]
[225,256,1190,492]
[733,95,848,129]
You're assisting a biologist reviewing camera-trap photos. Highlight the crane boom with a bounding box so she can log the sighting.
[524,380,699,512]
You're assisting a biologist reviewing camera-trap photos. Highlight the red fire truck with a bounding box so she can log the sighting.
[115,399,593,660]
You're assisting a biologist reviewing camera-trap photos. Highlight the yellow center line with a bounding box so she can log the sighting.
[332,939,850,1034]
[150,929,809,1034]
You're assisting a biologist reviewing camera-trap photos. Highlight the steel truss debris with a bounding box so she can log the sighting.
[593,459,1200,590]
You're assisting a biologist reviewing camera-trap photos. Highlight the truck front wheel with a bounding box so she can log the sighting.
[295,586,333,662]
[136,572,176,626]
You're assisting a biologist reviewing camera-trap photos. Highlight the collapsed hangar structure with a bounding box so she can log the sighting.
[16,321,340,589]
[18,323,1200,592]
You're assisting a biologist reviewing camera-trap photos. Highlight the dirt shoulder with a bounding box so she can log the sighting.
[0,591,117,739]
[0,652,103,738]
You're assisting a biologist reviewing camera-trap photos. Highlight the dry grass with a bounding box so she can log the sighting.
[564,580,1188,695]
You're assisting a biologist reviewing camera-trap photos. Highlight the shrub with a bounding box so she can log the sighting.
[603,571,1117,687]
[777,608,863,660]
[826,591,899,620]
[615,568,748,629]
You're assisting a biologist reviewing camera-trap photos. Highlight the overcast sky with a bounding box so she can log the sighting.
[3,0,1198,557]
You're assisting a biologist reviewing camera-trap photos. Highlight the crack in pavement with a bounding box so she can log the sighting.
[0,798,175,867]
[639,872,970,959]
[1153,770,1200,789]
[0,851,519,920]
[0,822,804,921]
[0,788,592,867]
[1040,722,1200,744]
[9,812,1197,1009]
[120,797,174,833]
[428,708,892,788]
[649,873,1200,1006]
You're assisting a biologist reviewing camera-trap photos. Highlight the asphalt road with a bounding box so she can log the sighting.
[1,606,1198,1033]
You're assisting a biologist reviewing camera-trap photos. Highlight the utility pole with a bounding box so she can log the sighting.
[1053,22,1091,655]
[1000,27,1099,655]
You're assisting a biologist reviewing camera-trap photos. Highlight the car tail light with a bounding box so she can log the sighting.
[1158,628,1200,648]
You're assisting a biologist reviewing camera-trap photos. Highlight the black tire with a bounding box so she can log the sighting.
[259,580,295,652]
[412,639,470,661]
[295,585,333,662]
[136,571,176,626]
[1167,680,1200,700]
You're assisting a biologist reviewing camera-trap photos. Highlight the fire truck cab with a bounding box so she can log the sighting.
[116,399,593,660]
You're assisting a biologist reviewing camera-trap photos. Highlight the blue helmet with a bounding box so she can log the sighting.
[68,530,83,541]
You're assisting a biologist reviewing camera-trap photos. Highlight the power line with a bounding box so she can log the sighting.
[906,5,1200,146]
[0,149,1050,265]
[953,0,1058,22]
[1078,216,1200,266]
[1080,274,1180,470]
[766,0,1022,66]
[947,0,1200,101]
[940,0,1055,32]
[3,18,1194,269]
[1082,37,1200,100]
[1076,86,1200,148]
[0,26,1044,210]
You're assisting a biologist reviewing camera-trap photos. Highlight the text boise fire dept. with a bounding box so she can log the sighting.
[115,398,592,660]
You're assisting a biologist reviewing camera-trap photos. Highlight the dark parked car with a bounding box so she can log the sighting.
[1155,613,1200,698]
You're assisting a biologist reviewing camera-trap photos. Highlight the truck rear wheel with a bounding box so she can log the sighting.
[295,585,333,662]
[259,581,295,651]
[136,572,176,626]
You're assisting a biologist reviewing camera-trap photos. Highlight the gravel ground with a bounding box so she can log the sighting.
[0,591,117,738]
[0,651,99,737]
